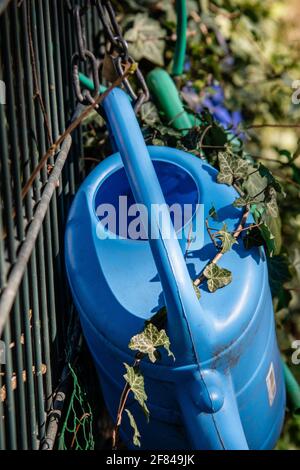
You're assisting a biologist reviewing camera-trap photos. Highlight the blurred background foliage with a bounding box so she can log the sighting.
[82,0,300,449]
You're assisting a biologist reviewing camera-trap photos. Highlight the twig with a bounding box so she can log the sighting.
[205,218,219,249]
[112,355,142,449]
[112,383,131,449]
[193,206,250,287]
[199,124,212,149]
[26,2,53,146]
[245,123,300,130]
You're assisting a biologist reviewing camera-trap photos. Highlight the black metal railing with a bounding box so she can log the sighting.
[0,0,101,449]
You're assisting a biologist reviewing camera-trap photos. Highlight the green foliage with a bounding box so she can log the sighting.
[125,409,141,447]
[217,150,249,185]
[123,363,150,420]
[203,263,232,292]
[124,13,166,66]
[215,223,238,254]
[128,323,175,363]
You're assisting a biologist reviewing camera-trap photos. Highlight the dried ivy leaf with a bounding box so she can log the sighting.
[128,323,175,363]
[216,223,238,254]
[203,263,232,292]
[124,14,165,66]
[125,409,141,447]
[217,151,248,186]
[265,186,279,218]
[123,364,149,419]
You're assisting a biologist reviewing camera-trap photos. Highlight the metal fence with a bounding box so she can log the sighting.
[0,0,101,449]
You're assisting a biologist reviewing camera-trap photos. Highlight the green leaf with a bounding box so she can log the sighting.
[243,225,265,250]
[265,186,279,218]
[258,163,284,194]
[203,263,232,292]
[123,364,149,419]
[193,283,201,299]
[209,204,218,221]
[128,323,175,363]
[233,195,253,208]
[140,102,160,126]
[217,151,249,186]
[125,409,141,447]
[215,223,238,254]
[124,14,166,66]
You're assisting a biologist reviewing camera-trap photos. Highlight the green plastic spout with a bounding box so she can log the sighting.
[147,68,193,131]
[283,362,300,414]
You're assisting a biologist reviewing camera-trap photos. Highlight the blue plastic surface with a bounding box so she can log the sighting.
[65,88,285,449]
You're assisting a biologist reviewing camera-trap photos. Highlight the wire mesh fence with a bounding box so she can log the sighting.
[0,0,101,450]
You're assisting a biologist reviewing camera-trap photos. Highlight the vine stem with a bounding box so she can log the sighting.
[193,206,250,287]
[112,383,131,449]
[245,123,300,130]
[112,356,142,449]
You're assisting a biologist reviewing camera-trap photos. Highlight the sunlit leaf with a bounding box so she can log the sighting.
[128,323,175,363]
[123,364,149,419]
[203,263,232,292]
[125,409,141,447]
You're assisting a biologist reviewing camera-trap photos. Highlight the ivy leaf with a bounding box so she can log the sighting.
[215,223,238,254]
[242,168,267,202]
[209,204,218,221]
[265,186,279,218]
[203,263,232,292]
[123,364,149,419]
[258,163,284,194]
[140,102,160,126]
[251,205,282,257]
[217,151,249,186]
[125,409,141,448]
[193,283,201,299]
[243,226,265,250]
[233,195,253,208]
[124,14,166,66]
[128,323,175,363]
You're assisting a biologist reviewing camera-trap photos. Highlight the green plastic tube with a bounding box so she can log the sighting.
[283,362,300,414]
[172,0,187,77]
[78,72,107,95]
[147,68,192,131]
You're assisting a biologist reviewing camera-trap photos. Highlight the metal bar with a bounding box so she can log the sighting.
[29,0,53,414]
[0,0,12,15]
[3,323,17,449]
[0,136,72,337]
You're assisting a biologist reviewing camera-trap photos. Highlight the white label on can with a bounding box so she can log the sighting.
[266,362,276,406]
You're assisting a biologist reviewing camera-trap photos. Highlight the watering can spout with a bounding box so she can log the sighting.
[102,88,217,363]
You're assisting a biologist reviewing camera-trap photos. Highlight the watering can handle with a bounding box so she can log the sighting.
[102,88,213,360]
[102,88,249,450]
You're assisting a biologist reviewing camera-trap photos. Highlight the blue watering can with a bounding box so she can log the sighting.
[65,88,285,450]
